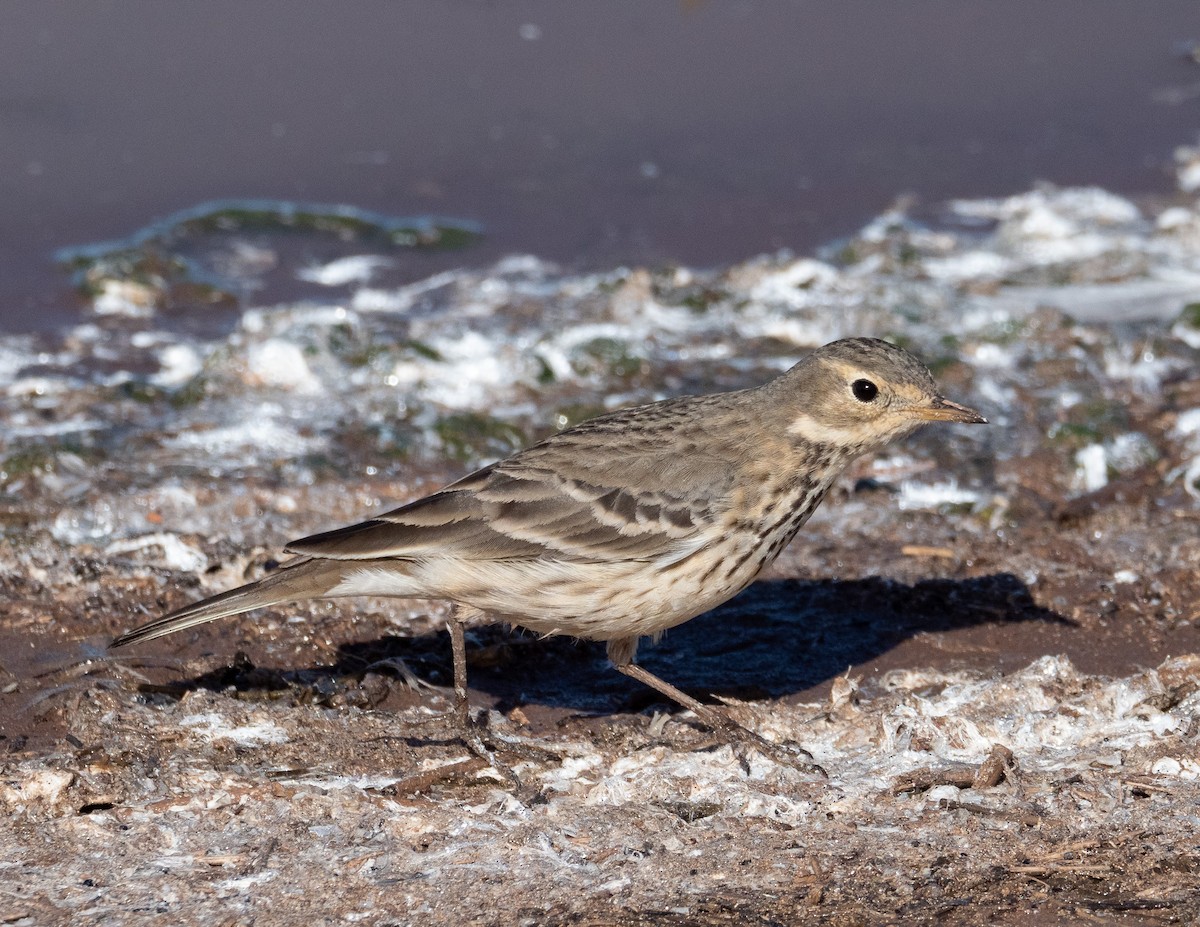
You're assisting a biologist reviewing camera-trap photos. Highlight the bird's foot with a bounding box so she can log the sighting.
[406,702,560,795]
[452,708,521,790]
[364,656,439,692]
[728,731,827,778]
[612,660,826,777]
[693,707,827,778]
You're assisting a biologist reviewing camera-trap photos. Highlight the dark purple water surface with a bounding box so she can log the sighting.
[2,1,1198,332]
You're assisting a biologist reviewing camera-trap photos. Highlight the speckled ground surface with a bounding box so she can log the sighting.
[3,176,1200,925]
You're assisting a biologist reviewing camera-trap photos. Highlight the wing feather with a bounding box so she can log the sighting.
[287,393,748,564]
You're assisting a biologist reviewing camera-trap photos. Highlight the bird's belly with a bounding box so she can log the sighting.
[405,555,731,642]
[403,484,829,642]
[421,547,772,641]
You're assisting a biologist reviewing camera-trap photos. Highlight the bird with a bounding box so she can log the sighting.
[112,337,986,772]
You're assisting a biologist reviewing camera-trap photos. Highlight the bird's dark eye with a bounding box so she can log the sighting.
[851,379,878,402]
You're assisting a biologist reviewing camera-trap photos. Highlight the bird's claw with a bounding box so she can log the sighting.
[728,731,827,778]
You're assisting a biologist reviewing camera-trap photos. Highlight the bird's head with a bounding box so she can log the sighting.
[771,337,986,453]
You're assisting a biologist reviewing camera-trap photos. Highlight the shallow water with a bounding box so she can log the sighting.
[4,0,1200,331]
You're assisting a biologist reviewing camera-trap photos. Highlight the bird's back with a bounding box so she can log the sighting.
[288,389,762,566]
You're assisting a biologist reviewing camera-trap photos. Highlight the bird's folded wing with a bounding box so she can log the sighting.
[285,442,736,563]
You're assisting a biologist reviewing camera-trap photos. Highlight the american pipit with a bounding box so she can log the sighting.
[113,337,985,771]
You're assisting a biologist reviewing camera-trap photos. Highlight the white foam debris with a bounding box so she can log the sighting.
[130,330,169,349]
[153,343,205,387]
[1104,349,1191,402]
[951,186,1142,228]
[241,303,353,334]
[49,504,114,544]
[966,342,1015,368]
[1,639,1198,921]
[0,769,74,809]
[886,655,1181,767]
[896,480,982,511]
[105,532,208,573]
[854,206,941,246]
[219,240,278,277]
[1174,303,1200,348]
[5,172,1200,494]
[582,745,813,817]
[388,330,532,409]
[1180,162,1200,194]
[1113,569,1139,584]
[91,279,158,317]
[868,454,917,479]
[922,250,1014,283]
[1175,408,1200,439]
[0,343,33,386]
[490,253,557,278]
[1156,206,1197,232]
[244,338,324,394]
[1175,324,1200,350]
[166,414,325,459]
[1074,443,1109,493]
[297,255,394,286]
[350,269,463,314]
[1175,140,1200,192]
[539,753,605,793]
[179,712,289,747]
[217,872,277,893]
[972,278,1200,324]
[1169,408,1200,496]
[145,482,200,514]
[741,313,835,348]
[534,323,636,382]
[1151,756,1200,779]
[1107,432,1158,472]
[746,258,839,309]
[2,416,105,439]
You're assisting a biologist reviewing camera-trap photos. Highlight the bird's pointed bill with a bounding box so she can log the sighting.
[911,397,987,424]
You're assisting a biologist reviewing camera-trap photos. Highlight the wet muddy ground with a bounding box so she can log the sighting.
[2,483,1199,925]
[3,179,1200,924]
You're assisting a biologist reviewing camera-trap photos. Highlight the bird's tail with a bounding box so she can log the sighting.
[110,558,346,648]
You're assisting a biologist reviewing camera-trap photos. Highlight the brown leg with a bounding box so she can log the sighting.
[606,637,825,776]
[448,613,475,734]
[447,606,520,788]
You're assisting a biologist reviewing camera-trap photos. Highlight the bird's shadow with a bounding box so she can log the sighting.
[151,572,1069,715]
